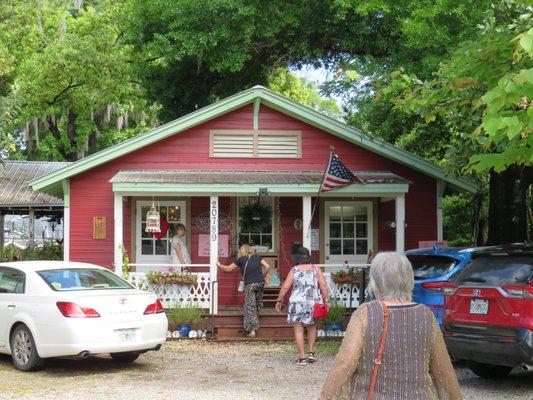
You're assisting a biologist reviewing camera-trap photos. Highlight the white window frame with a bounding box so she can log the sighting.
[324,201,373,263]
[135,200,187,263]
[236,196,275,253]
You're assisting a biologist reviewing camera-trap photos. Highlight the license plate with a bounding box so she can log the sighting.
[114,329,137,342]
[470,299,489,315]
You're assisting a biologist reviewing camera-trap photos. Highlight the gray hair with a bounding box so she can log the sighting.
[367,252,414,302]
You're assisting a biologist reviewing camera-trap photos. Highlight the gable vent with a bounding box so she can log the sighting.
[210,130,301,158]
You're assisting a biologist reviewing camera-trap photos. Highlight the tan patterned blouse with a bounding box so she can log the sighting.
[320,301,462,400]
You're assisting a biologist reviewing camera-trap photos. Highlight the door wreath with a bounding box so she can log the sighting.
[239,202,271,232]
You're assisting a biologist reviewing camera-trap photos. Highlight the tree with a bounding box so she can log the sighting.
[1,0,157,161]
[384,1,533,243]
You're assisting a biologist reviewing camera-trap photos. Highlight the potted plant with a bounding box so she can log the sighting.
[169,301,203,337]
[331,269,359,286]
[324,298,346,331]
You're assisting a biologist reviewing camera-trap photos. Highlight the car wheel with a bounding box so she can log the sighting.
[468,361,513,379]
[110,352,141,363]
[10,324,44,372]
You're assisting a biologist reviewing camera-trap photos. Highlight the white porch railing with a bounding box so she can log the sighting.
[126,263,212,309]
[319,264,370,309]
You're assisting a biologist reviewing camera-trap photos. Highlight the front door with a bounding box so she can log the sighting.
[325,201,373,264]
[135,200,187,264]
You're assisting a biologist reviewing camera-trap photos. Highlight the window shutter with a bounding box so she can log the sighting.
[257,133,300,158]
[211,132,254,157]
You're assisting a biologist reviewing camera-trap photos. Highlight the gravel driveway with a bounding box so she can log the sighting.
[0,341,531,400]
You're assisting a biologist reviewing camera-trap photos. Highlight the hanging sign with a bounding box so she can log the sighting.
[198,234,229,257]
[195,212,231,233]
[92,217,106,240]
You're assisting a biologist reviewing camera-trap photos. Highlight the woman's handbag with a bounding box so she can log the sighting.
[237,256,250,292]
[312,264,329,319]
[367,301,391,400]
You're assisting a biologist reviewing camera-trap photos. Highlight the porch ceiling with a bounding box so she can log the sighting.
[110,169,410,197]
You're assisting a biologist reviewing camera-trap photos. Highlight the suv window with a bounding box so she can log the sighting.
[37,268,132,291]
[0,268,25,294]
[454,255,532,286]
[407,255,457,279]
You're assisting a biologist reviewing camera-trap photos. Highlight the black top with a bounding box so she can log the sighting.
[235,255,265,285]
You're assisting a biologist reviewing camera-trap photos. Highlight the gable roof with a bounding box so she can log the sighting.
[30,86,476,196]
[1,161,70,208]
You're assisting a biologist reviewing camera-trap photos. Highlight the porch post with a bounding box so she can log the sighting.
[62,179,70,261]
[114,193,123,274]
[302,196,312,251]
[395,194,405,253]
[209,196,219,314]
[0,213,4,252]
[28,207,35,244]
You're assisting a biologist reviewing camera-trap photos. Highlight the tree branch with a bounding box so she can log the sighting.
[46,79,86,105]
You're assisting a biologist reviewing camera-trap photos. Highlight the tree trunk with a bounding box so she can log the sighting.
[67,111,80,161]
[486,165,533,245]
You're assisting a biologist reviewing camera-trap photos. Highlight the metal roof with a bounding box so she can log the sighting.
[110,169,411,185]
[0,161,70,207]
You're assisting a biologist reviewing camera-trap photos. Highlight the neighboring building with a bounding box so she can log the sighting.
[29,86,476,313]
[0,161,68,250]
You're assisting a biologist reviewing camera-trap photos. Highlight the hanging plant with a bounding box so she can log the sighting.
[240,202,271,233]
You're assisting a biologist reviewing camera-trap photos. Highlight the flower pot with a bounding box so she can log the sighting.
[179,324,191,337]
[324,322,343,331]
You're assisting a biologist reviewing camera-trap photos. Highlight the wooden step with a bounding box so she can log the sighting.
[216,325,294,341]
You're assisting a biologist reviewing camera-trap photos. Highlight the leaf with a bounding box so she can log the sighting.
[518,28,533,56]
[482,116,504,135]
[423,114,436,122]
[345,70,360,81]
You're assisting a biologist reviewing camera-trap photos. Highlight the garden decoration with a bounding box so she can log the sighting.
[239,202,271,233]
[170,302,203,337]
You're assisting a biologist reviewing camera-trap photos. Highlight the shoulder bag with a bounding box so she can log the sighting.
[312,264,329,319]
[237,256,250,292]
[367,301,391,400]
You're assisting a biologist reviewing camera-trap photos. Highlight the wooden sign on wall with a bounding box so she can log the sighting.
[93,217,107,240]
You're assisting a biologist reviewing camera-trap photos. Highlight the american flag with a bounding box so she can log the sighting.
[321,153,357,192]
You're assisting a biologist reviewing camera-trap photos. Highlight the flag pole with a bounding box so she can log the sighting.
[305,145,335,247]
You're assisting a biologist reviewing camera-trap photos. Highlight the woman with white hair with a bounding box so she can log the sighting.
[319,252,461,400]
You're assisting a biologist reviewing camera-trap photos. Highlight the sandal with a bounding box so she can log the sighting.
[307,352,317,363]
[295,357,308,366]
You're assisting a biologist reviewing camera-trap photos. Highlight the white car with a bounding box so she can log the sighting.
[0,261,167,371]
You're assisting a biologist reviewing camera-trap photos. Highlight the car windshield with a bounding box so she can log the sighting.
[37,268,133,291]
[453,255,532,286]
[407,255,457,279]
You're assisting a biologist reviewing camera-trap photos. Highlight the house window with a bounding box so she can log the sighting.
[237,196,274,252]
[210,130,301,158]
[136,201,186,262]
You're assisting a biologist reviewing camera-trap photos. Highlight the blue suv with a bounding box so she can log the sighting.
[406,246,494,325]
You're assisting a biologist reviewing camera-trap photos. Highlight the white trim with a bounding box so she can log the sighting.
[61,179,70,261]
[324,201,374,263]
[135,200,187,264]
[302,197,312,251]
[209,196,219,314]
[395,194,405,253]
[114,193,123,274]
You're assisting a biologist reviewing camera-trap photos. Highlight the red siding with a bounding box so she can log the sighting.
[69,103,437,303]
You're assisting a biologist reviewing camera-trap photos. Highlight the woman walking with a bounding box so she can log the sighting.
[319,252,461,400]
[275,246,329,365]
[217,244,270,338]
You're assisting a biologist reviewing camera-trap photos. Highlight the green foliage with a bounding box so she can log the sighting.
[324,298,347,324]
[0,242,63,262]
[169,301,203,326]
[268,69,340,119]
[442,194,485,247]
[145,270,198,286]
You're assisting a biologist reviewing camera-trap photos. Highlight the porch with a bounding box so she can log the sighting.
[109,169,410,314]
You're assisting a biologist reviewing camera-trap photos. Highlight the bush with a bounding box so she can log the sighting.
[325,298,347,324]
[0,241,63,262]
[169,301,203,326]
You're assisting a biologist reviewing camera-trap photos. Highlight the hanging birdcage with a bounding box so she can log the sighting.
[145,203,161,233]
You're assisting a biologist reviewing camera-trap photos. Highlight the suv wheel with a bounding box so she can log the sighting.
[110,351,140,363]
[10,324,44,371]
[468,361,513,379]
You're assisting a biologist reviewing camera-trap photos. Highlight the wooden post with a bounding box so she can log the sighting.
[395,194,405,253]
[0,213,4,252]
[114,193,123,274]
[302,196,312,251]
[28,208,35,244]
[210,196,219,314]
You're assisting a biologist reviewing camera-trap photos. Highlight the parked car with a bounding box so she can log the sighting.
[0,261,167,371]
[442,244,533,378]
[406,246,493,325]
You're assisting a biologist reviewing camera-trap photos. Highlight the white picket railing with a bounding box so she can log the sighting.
[320,264,370,309]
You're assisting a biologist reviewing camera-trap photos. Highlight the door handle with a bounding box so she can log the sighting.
[7,304,16,309]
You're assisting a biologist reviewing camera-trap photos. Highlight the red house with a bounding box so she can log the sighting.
[30,86,475,314]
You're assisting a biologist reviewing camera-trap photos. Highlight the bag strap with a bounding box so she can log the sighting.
[242,256,250,280]
[367,301,391,400]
